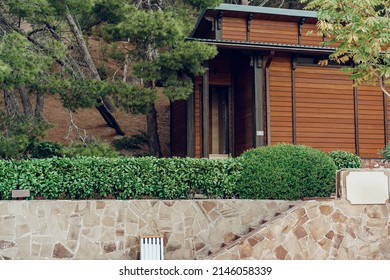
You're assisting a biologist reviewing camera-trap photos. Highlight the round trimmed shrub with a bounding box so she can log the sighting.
[236,143,336,200]
[327,150,362,169]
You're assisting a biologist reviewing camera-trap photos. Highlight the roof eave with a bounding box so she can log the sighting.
[187,38,335,55]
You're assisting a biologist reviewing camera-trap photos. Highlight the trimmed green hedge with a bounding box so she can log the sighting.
[236,144,337,200]
[0,157,241,200]
[327,150,362,169]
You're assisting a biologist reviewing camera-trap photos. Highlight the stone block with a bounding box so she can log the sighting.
[0,203,9,216]
[82,212,101,228]
[239,242,253,259]
[319,205,333,216]
[53,242,73,259]
[274,245,288,260]
[293,226,308,239]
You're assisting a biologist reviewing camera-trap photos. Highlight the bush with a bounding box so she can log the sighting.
[379,142,390,161]
[0,157,241,200]
[327,150,362,169]
[236,144,336,200]
[29,141,63,159]
[60,140,120,158]
[112,132,148,150]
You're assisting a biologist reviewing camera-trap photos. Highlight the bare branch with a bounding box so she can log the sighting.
[380,79,390,98]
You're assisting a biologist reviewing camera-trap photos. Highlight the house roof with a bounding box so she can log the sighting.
[191,3,318,38]
[187,38,335,55]
[211,3,317,18]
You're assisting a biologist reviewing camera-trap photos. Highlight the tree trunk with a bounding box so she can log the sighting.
[64,7,126,135]
[18,87,33,117]
[34,94,45,118]
[4,90,22,116]
[146,103,162,157]
[96,103,125,135]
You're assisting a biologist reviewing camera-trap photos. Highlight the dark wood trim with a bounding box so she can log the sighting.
[215,11,224,40]
[186,90,195,157]
[353,85,360,155]
[202,63,210,157]
[253,52,265,147]
[298,18,306,45]
[292,56,297,144]
[169,100,173,157]
[230,52,235,157]
[383,79,388,145]
[246,13,253,42]
[265,51,275,146]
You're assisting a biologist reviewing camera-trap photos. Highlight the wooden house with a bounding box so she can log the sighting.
[170,3,389,159]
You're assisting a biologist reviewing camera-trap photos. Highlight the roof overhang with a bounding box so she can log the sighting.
[191,3,318,38]
[187,38,335,55]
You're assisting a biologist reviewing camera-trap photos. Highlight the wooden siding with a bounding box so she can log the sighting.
[301,23,323,46]
[171,100,187,157]
[222,17,247,41]
[357,84,385,158]
[194,77,202,158]
[269,55,293,144]
[250,19,298,45]
[295,66,356,153]
[233,53,253,156]
[209,50,232,86]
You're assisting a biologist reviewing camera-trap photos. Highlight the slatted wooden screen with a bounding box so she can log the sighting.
[222,17,246,41]
[250,19,298,45]
[295,66,356,153]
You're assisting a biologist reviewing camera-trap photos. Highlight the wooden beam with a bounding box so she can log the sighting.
[353,85,360,155]
[215,11,224,40]
[265,51,275,146]
[298,18,306,45]
[292,56,297,144]
[383,79,388,145]
[202,63,210,157]
[187,91,195,157]
[246,13,253,42]
[253,52,265,147]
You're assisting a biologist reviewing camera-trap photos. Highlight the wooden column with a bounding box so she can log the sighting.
[186,91,195,157]
[202,64,210,158]
[215,11,223,40]
[292,56,297,144]
[246,13,253,42]
[353,85,360,155]
[298,18,306,45]
[253,52,265,147]
[383,80,388,145]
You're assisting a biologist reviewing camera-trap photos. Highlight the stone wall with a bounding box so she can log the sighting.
[207,169,390,260]
[0,200,295,260]
[206,199,390,260]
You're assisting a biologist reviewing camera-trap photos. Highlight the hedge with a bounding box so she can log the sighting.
[0,157,242,200]
[236,144,337,200]
[327,150,362,169]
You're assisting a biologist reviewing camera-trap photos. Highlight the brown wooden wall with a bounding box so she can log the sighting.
[250,19,298,45]
[357,84,385,158]
[222,17,246,41]
[233,53,253,156]
[301,23,323,46]
[269,55,293,144]
[295,66,356,153]
[171,100,187,157]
